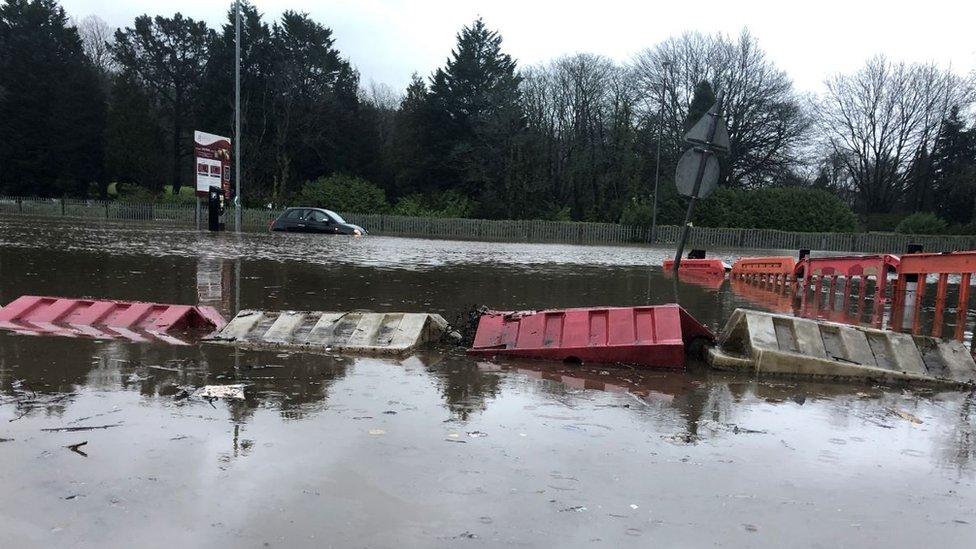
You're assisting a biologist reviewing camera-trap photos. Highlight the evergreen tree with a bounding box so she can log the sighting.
[426,18,523,217]
[905,145,933,212]
[684,80,716,133]
[110,13,213,195]
[268,10,360,202]
[104,73,167,192]
[0,0,105,196]
[931,107,976,224]
[199,1,276,200]
[391,74,433,196]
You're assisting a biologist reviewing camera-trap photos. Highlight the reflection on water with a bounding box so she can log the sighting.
[1,217,975,547]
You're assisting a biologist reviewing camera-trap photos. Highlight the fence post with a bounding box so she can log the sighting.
[105,202,109,219]
[60,197,66,216]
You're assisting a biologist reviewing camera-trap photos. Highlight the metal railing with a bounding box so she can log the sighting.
[3,196,976,253]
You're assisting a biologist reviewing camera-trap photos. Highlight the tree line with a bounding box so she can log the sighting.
[1,0,974,232]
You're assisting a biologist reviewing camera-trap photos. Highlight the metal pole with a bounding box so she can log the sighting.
[650,63,669,244]
[234,0,242,232]
[673,183,703,272]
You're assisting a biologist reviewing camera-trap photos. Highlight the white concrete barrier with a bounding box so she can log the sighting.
[708,309,976,387]
[205,310,451,356]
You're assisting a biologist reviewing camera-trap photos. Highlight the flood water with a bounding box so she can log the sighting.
[1,217,974,548]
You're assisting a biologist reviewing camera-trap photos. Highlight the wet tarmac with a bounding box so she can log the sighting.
[1,217,974,548]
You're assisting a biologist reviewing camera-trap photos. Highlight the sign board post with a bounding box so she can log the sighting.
[671,92,729,273]
[194,131,232,231]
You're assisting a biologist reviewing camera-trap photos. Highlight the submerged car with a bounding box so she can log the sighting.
[270,207,367,235]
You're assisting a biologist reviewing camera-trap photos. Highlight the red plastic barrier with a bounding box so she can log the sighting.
[467,304,714,369]
[661,258,729,278]
[730,256,796,285]
[891,252,976,342]
[0,296,226,344]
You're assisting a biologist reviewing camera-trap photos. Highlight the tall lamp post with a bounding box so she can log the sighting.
[650,61,670,244]
[233,0,242,232]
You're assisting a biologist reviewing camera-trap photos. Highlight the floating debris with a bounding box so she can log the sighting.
[662,432,699,445]
[65,441,88,457]
[192,385,245,400]
[889,408,923,424]
[41,424,121,433]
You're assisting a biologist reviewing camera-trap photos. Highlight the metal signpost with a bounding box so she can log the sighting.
[671,91,729,273]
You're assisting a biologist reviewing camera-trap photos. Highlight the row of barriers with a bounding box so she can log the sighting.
[668,249,976,350]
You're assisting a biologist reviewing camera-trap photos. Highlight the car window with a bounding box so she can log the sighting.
[324,209,345,224]
[310,210,330,223]
[284,209,303,220]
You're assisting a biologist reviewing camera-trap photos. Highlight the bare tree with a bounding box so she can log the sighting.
[632,29,810,187]
[361,80,401,110]
[76,14,114,74]
[521,54,639,217]
[815,56,973,213]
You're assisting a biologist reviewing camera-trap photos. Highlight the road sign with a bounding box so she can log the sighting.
[675,148,720,199]
[672,91,728,275]
[684,103,729,152]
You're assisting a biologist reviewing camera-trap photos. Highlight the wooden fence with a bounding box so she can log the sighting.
[3,196,976,253]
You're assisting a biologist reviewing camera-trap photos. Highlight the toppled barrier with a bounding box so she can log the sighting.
[467,304,714,369]
[205,310,451,356]
[0,295,226,344]
[708,308,976,387]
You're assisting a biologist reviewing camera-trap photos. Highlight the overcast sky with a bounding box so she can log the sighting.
[61,0,976,94]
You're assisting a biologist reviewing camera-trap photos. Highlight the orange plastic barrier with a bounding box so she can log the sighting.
[891,251,976,342]
[661,258,729,278]
[795,254,900,324]
[663,268,726,290]
[730,256,796,284]
[729,278,795,314]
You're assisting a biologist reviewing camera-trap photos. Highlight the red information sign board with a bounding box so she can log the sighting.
[194,131,232,198]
